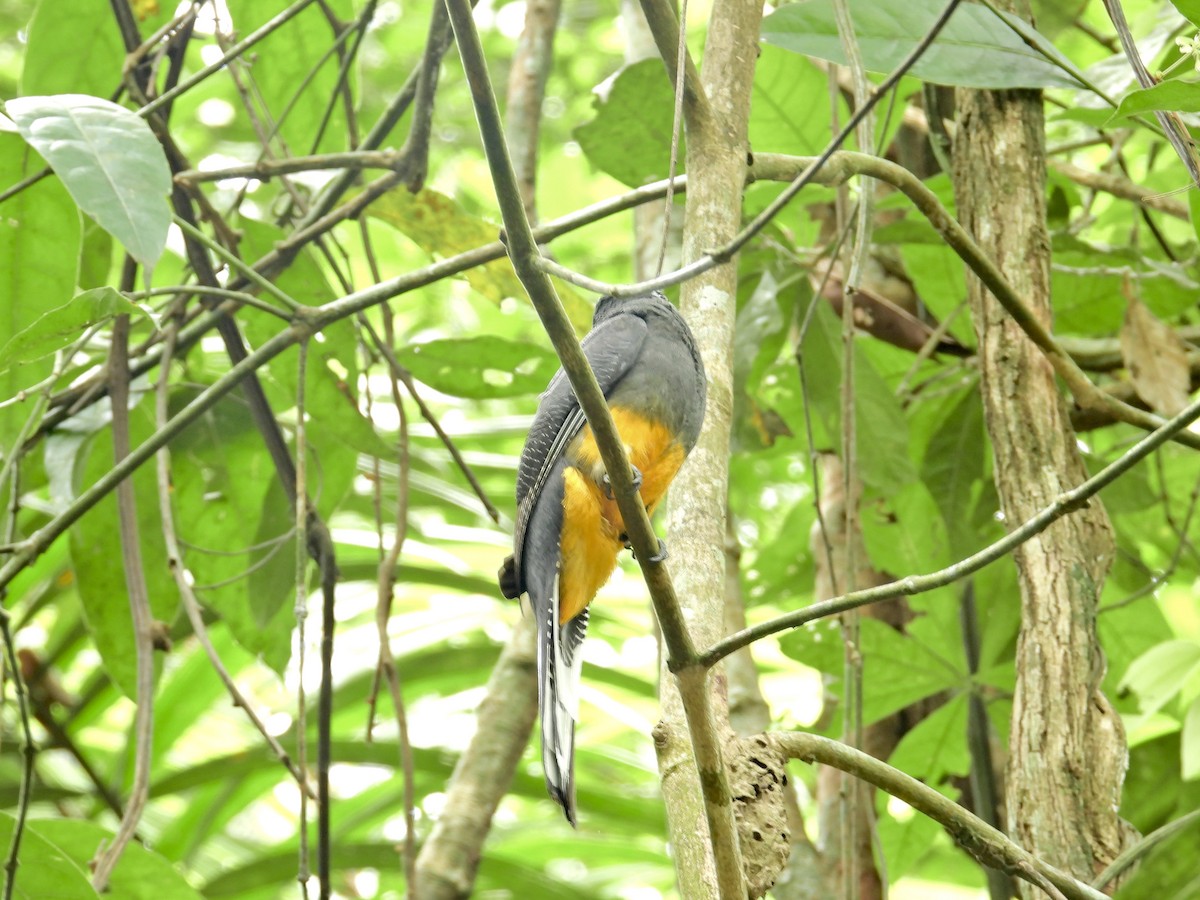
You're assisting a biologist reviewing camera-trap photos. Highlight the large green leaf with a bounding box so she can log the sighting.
[1121,640,1200,717]
[574,59,681,188]
[798,298,916,493]
[396,336,559,399]
[861,479,951,574]
[761,0,1085,90]
[6,94,171,267]
[918,385,985,557]
[780,617,960,725]
[20,0,123,96]
[0,131,80,482]
[0,287,146,372]
[0,814,97,899]
[26,820,204,900]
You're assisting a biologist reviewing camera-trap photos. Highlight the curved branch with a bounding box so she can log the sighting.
[768,732,1108,900]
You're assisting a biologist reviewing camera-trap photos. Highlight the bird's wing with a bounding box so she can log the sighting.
[509,313,648,590]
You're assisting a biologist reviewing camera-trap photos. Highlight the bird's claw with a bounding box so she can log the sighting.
[624,537,668,563]
[602,464,644,500]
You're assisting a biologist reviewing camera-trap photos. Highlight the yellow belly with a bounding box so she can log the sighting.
[557,407,687,623]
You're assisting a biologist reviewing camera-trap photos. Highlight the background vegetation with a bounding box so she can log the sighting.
[1,0,1199,897]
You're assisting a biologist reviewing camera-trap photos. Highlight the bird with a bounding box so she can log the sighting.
[498,290,707,825]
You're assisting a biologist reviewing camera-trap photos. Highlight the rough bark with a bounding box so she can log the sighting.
[951,2,1128,889]
[655,0,763,893]
[505,0,561,222]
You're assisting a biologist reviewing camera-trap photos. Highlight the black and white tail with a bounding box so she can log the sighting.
[536,571,589,826]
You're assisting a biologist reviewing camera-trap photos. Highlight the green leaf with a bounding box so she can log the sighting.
[0,131,80,495]
[162,388,293,669]
[1174,0,1200,27]
[799,299,916,492]
[0,287,146,372]
[396,336,560,399]
[875,785,947,883]
[574,59,682,188]
[26,819,204,900]
[0,813,98,899]
[761,0,1085,90]
[237,0,355,155]
[1183,697,1200,780]
[366,188,525,303]
[20,0,123,96]
[861,479,950,573]
[749,46,836,157]
[887,694,970,786]
[6,94,171,267]
[919,386,985,557]
[1121,640,1200,716]
[780,618,958,724]
[1110,80,1200,122]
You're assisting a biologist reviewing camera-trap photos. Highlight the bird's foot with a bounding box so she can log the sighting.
[602,463,643,500]
[623,536,668,563]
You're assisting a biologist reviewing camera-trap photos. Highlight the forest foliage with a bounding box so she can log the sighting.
[2,0,1200,898]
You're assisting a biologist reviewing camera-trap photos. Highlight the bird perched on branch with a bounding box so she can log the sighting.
[499,290,707,825]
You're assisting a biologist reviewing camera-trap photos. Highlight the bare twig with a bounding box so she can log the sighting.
[91,308,155,891]
[174,150,403,184]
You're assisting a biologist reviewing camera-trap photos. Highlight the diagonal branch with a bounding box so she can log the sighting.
[700,385,1200,668]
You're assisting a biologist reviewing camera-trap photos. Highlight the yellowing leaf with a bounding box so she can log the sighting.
[365,187,592,329]
[1121,295,1191,416]
[367,188,524,303]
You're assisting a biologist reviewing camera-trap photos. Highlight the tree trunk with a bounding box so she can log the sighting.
[655,0,764,894]
[951,1,1128,889]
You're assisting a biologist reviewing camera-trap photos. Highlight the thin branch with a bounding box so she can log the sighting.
[139,0,322,117]
[1101,0,1200,186]
[769,733,1109,900]
[635,0,712,133]
[153,316,313,798]
[91,309,155,891]
[174,150,403,184]
[0,464,34,900]
[1048,158,1189,220]
[700,386,1200,668]
[534,0,964,299]
[1092,807,1200,891]
[172,216,301,311]
[294,339,313,895]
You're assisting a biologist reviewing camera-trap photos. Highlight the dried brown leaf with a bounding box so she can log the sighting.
[1120,296,1191,416]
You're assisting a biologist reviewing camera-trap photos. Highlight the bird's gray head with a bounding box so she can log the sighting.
[592,291,682,327]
